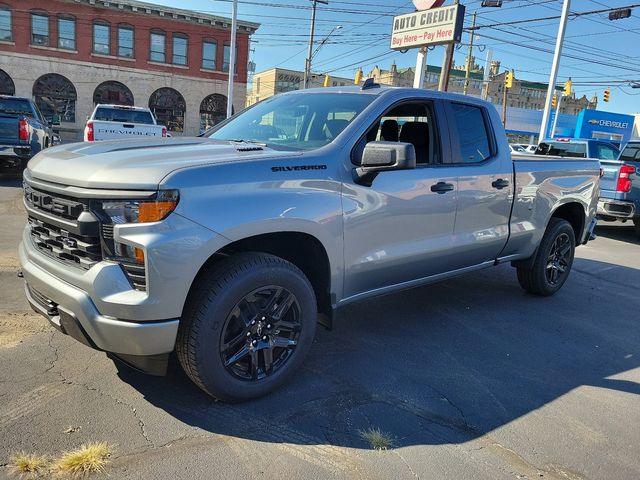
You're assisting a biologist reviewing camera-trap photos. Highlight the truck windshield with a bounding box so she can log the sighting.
[0,98,34,117]
[207,93,375,151]
[94,107,155,125]
[537,142,587,158]
[620,143,640,161]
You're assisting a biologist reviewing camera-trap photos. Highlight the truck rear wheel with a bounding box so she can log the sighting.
[176,252,317,402]
[516,218,575,296]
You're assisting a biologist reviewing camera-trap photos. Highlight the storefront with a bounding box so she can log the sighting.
[574,109,634,143]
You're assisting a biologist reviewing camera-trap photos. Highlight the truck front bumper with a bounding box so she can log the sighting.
[20,240,179,370]
[19,212,226,374]
[597,198,636,219]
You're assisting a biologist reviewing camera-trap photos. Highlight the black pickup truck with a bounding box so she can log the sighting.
[0,95,53,171]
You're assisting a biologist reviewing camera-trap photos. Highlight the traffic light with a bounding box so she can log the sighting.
[604,88,611,102]
[323,75,331,88]
[505,70,514,89]
[563,78,572,96]
[552,95,558,109]
[354,68,363,85]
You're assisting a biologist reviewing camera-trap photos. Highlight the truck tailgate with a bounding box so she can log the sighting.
[92,121,164,141]
[599,159,623,196]
[0,114,18,145]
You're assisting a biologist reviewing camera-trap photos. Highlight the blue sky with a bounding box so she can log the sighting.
[147,0,640,114]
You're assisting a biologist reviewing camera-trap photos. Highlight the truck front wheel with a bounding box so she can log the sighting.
[516,218,576,296]
[176,252,317,402]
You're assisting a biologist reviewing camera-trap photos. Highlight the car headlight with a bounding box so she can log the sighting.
[101,189,179,224]
[99,190,179,266]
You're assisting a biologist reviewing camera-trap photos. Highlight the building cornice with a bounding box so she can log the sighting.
[67,0,260,34]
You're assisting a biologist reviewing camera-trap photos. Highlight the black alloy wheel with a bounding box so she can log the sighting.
[545,232,572,286]
[220,286,301,381]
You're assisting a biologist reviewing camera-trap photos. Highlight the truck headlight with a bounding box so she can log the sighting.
[101,190,179,224]
[99,190,179,266]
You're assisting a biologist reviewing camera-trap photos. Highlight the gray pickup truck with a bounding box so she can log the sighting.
[19,85,599,401]
[0,95,53,171]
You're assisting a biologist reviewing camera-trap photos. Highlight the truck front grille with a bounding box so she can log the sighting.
[24,181,148,290]
[28,217,102,269]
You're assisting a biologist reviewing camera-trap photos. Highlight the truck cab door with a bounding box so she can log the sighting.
[443,101,513,269]
[342,99,460,300]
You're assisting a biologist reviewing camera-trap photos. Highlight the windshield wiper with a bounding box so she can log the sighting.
[229,139,268,147]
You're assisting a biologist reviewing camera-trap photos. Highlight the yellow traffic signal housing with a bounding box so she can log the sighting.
[354,68,363,85]
[323,75,331,88]
[563,78,572,96]
[604,88,611,102]
[552,95,558,109]
[505,70,514,89]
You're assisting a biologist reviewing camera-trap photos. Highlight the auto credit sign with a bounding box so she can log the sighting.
[390,4,465,50]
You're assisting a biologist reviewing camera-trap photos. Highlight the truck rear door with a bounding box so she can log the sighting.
[0,97,33,146]
[442,101,512,268]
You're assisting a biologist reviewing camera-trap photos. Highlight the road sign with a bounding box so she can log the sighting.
[390,4,465,50]
[412,0,445,11]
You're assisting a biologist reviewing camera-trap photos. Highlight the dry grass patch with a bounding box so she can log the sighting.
[359,427,396,451]
[8,452,48,478]
[52,442,113,477]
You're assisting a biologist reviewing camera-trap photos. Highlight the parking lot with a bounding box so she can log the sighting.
[1,174,639,480]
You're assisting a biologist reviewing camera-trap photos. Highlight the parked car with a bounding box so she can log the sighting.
[597,140,640,237]
[535,138,620,160]
[84,104,167,142]
[0,95,53,170]
[509,143,526,153]
[523,144,538,154]
[20,85,599,402]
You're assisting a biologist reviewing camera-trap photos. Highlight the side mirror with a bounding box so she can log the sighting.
[353,141,416,186]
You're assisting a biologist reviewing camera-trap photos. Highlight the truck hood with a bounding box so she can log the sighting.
[27,137,302,190]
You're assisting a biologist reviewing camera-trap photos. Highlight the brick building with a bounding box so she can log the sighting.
[246,68,354,106]
[0,0,259,139]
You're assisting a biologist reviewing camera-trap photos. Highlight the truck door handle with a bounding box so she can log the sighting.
[492,178,510,190]
[431,182,455,194]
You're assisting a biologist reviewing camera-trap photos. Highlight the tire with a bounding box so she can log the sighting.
[517,218,576,296]
[176,252,317,402]
[634,218,640,239]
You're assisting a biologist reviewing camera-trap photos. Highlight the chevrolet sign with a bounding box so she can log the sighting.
[587,119,629,129]
[390,4,465,50]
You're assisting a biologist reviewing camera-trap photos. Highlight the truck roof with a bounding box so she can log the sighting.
[282,85,494,105]
[0,94,32,102]
[94,104,152,111]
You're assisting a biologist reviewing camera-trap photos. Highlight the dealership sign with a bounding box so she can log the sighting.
[390,4,465,50]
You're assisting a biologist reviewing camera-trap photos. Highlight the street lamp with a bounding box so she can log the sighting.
[312,25,343,61]
[304,24,342,88]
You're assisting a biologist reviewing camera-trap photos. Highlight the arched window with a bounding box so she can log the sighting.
[33,73,76,123]
[149,29,165,63]
[93,21,110,55]
[93,81,134,106]
[58,15,76,50]
[199,94,228,133]
[172,33,187,65]
[0,68,15,95]
[149,87,185,132]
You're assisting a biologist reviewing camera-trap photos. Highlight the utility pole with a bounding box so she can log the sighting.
[482,48,492,100]
[502,83,508,127]
[413,47,428,89]
[303,0,328,89]
[463,12,477,96]
[539,0,571,141]
[438,0,459,91]
[226,0,238,118]
[551,93,563,138]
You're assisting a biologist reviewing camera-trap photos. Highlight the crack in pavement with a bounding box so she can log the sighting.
[44,333,154,449]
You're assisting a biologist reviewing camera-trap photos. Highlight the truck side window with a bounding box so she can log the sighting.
[597,144,618,160]
[366,102,438,166]
[450,103,491,164]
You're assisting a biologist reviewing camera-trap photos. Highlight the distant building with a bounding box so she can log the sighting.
[367,58,597,115]
[0,0,259,139]
[246,68,353,106]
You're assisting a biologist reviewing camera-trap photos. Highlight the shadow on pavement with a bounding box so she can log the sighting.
[112,257,639,449]
[595,222,639,245]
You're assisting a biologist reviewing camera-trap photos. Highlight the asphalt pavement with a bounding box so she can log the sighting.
[0,174,639,480]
